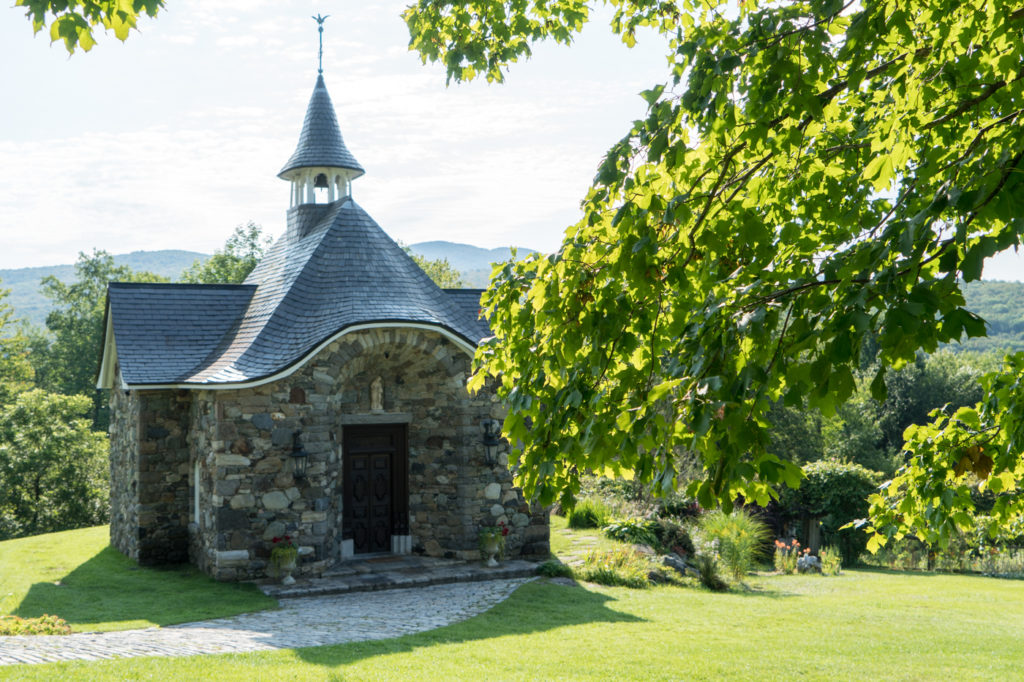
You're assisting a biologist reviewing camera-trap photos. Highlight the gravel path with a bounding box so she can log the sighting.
[0,578,531,666]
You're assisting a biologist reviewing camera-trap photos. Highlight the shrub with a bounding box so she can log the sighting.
[0,614,71,636]
[536,559,574,579]
[652,518,695,557]
[567,497,613,529]
[697,509,771,581]
[657,496,702,520]
[773,538,801,574]
[777,460,881,566]
[820,546,842,576]
[693,553,729,592]
[577,548,651,588]
[603,518,659,547]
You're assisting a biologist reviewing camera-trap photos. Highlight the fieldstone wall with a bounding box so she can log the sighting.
[109,376,192,564]
[189,327,549,581]
[109,376,140,559]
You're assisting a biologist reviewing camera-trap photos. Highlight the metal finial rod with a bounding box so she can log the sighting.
[313,13,330,75]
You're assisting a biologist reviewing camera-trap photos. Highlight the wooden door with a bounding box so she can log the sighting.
[342,424,408,554]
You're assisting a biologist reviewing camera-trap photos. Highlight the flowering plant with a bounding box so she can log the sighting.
[478,521,509,560]
[270,535,298,571]
[773,538,801,574]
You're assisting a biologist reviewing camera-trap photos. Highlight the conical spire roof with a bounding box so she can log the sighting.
[279,75,364,178]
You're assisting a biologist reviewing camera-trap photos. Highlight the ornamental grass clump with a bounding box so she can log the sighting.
[820,546,842,576]
[774,538,801,574]
[697,509,771,582]
[577,547,651,588]
[693,552,729,592]
[566,497,613,529]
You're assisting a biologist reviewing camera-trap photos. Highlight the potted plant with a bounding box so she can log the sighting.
[270,535,298,585]
[478,521,509,567]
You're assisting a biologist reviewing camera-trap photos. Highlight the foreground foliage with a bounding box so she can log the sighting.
[420,0,1024,541]
[0,526,275,632]
[15,0,163,53]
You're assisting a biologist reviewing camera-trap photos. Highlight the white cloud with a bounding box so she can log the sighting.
[0,0,666,269]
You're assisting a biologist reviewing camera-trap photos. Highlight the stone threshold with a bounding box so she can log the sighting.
[259,556,539,599]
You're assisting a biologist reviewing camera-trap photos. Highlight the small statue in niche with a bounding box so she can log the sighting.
[370,376,384,411]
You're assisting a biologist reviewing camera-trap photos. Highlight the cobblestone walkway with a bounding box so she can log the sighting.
[0,578,531,666]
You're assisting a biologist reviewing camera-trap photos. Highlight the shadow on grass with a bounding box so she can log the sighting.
[14,545,273,628]
[292,580,643,668]
[854,565,1024,581]
[729,582,793,599]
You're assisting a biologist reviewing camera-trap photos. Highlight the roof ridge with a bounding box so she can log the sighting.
[108,281,257,290]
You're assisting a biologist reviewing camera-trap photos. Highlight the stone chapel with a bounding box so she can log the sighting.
[97,69,550,581]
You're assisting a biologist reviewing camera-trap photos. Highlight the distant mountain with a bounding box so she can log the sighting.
[0,250,207,328]
[407,241,535,271]
[408,241,536,288]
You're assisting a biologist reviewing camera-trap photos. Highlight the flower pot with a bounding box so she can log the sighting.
[278,556,297,585]
[483,538,501,567]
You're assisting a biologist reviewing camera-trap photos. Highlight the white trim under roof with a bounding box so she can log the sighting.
[96,306,125,390]
[100,321,477,392]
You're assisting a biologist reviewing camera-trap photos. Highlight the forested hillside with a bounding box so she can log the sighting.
[957,281,1024,353]
[0,251,206,327]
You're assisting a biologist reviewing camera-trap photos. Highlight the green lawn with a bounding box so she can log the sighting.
[3,524,1024,680]
[0,526,275,632]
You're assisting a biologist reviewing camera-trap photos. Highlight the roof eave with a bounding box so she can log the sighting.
[116,321,480,392]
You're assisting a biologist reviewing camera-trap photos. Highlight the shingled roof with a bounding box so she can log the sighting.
[279,75,364,178]
[101,199,489,388]
[104,283,256,385]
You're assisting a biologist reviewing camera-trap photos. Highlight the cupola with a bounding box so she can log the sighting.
[279,74,364,207]
[278,15,363,209]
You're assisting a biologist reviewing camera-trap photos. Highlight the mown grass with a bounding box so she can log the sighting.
[0,526,275,632]
[4,520,1024,680]
[5,570,1024,681]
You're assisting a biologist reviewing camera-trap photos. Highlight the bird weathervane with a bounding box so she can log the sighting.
[313,13,330,75]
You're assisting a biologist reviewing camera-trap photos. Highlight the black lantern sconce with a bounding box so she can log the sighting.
[291,430,309,479]
[481,418,502,465]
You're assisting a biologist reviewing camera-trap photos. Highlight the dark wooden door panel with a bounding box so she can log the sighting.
[342,424,408,555]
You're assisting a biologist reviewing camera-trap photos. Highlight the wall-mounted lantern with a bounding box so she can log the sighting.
[291,430,309,479]
[481,418,502,465]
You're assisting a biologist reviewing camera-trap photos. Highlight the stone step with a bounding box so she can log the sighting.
[260,560,538,599]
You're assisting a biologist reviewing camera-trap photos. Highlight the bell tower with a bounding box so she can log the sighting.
[278,15,364,212]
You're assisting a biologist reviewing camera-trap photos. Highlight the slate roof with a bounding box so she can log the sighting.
[279,75,364,178]
[106,283,256,385]
[103,199,490,387]
[444,289,492,341]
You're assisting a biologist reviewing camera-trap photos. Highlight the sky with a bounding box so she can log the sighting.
[0,0,668,269]
[1,0,1021,280]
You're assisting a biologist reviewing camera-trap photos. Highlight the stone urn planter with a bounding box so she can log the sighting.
[479,521,509,567]
[270,536,299,585]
